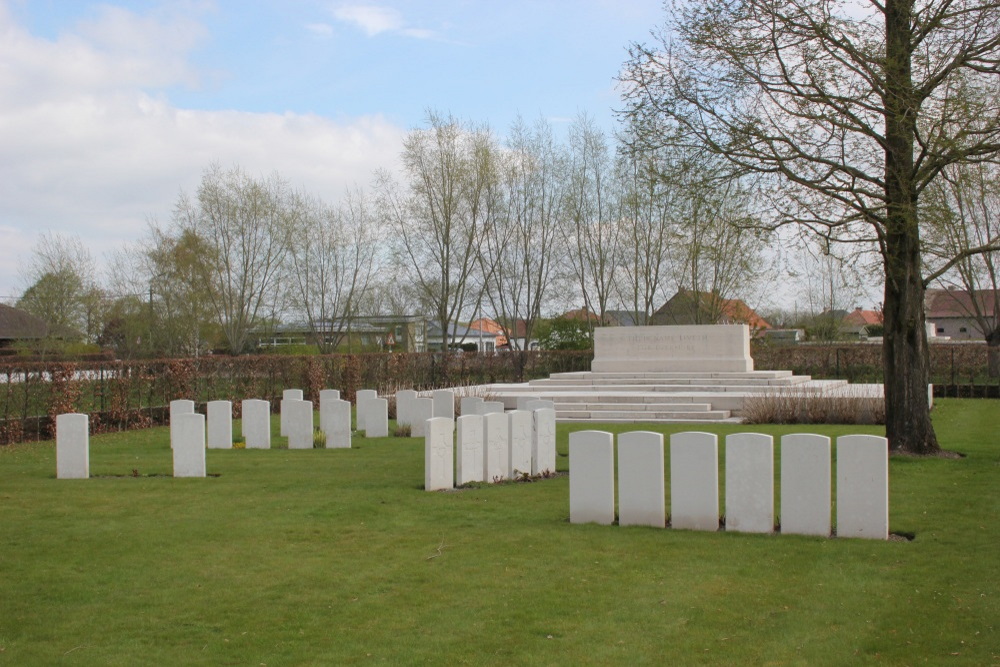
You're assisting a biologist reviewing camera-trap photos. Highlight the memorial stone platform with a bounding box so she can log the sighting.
[456,325,876,423]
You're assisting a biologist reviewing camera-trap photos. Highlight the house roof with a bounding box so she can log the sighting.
[926,288,1000,318]
[0,304,50,341]
[560,308,601,322]
[604,310,644,326]
[842,308,882,327]
[651,290,771,330]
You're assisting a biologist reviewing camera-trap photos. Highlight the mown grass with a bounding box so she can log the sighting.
[1,399,998,665]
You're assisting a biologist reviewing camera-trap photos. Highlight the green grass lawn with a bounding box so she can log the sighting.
[1,399,998,665]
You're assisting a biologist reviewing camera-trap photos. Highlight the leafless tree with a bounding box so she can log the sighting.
[376,111,491,350]
[178,163,298,354]
[620,0,1000,453]
[286,190,380,353]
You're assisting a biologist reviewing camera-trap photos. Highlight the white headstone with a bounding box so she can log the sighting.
[365,398,389,438]
[355,389,377,431]
[670,431,719,531]
[424,417,455,491]
[326,399,352,448]
[836,434,889,539]
[411,397,434,438]
[456,414,484,484]
[479,401,505,415]
[525,399,555,412]
[725,432,774,533]
[280,389,303,436]
[396,389,418,427]
[507,410,533,478]
[618,431,665,528]
[531,408,557,476]
[515,396,534,410]
[56,413,89,479]
[286,399,314,449]
[173,412,206,477]
[169,399,195,449]
[780,434,831,537]
[483,411,509,482]
[460,396,484,416]
[241,399,271,449]
[318,389,341,435]
[569,430,615,525]
[433,389,455,420]
[206,400,233,449]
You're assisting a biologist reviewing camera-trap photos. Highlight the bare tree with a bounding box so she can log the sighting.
[286,190,380,353]
[178,164,298,354]
[376,111,491,351]
[621,0,1000,453]
[562,114,621,325]
[925,161,1000,372]
[478,116,567,351]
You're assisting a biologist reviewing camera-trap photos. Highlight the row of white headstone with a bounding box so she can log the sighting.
[424,406,558,491]
[569,430,889,540]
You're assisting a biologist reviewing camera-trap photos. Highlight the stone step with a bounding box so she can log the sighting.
[529,377,812,388]
[552,401,716,412]
[549,370,796,380]
[557,409,734,422]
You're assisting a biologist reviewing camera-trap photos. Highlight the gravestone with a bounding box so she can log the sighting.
[169,399,195,449]
[525,399,555,412]
[365,398,389,438]
[396,389,417,427]
[424,417,455,491]
[725,433,774,534]
[319,390,341,435]
[286,399,314,449]
[241,399,271,449]
[207,400,233,449]
[433,389,455,420]
[56,413,89,479]
[592,324,753,373]
[618,431,665,528]
[531,408,557,476]
[479,401,505,415]
[456,414,484,484]
[355,389,377,431]
[516,396,534,410]
[569,430,615,525]
[411,398,434,438]
[173,412,206,477]
[326,399,352,449]
[507,410,533,478]
[280,389,303,436]
[459,396,483,417]
[780,434,831,537]
[670,431,719,531]
[836,435,889,539]
[483,411,508,482]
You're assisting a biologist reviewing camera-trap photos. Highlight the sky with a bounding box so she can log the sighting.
[0,0,665,300]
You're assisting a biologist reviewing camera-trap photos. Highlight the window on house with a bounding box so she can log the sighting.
[959,327,967,333]
[937,327,945,334]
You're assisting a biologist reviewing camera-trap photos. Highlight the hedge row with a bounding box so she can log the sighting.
[0,343,994,445]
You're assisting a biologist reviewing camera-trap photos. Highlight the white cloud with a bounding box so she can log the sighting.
[333,5,403,36]
[0,1,406,297]
[332,4,436,39]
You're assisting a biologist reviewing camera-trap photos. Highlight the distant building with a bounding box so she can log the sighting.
[841,307,883,339]
[650,289,771,334]
[259,315,427,352]
[0,303,66,348]
[603,310,646,327]
[925,288,1000,340]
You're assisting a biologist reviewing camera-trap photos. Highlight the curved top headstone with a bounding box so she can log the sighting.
[592,324,753,373]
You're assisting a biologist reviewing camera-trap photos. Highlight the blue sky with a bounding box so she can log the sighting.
[0,0,665,299]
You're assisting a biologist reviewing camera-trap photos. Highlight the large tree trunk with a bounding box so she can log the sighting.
[882,0,939,455]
